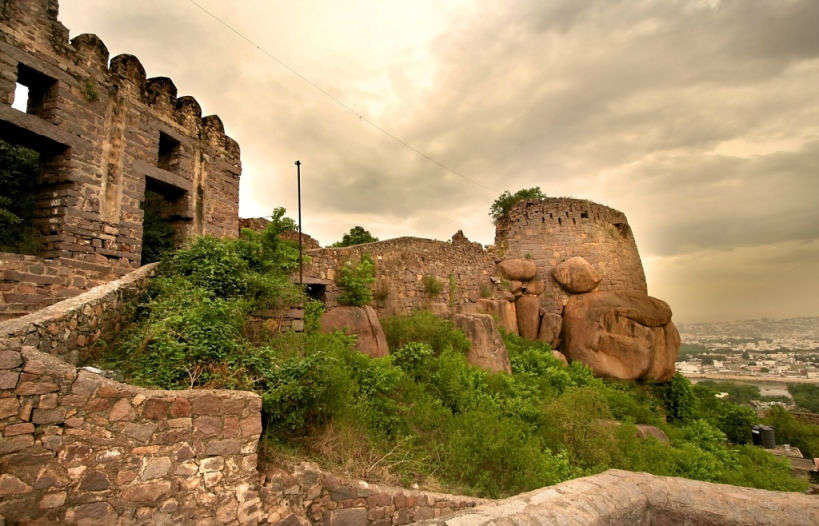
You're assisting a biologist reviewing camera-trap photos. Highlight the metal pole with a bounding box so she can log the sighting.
[295,160,303,286]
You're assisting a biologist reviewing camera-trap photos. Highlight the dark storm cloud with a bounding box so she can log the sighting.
[58,0,819,321]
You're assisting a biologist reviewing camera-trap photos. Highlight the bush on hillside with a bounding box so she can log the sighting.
[788,383,819,413]
[763,406,819,458]
[337,254,375,306]
[489,187,545,222]
[382,311,470,355]
[332,226,378,247]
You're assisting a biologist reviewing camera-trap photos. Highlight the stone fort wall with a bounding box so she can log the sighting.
[303,234,497,316]
[0,0,241,317]
[494,198,647,317]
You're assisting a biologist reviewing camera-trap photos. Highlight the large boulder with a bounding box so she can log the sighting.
[476,299,518,335]
[552,256,601,294]
[452,313,511,373]
[497,259,537,281]
[561,291,679,381]
[320,306,389,358]
[515,295,541,340]
[537,312,563,347]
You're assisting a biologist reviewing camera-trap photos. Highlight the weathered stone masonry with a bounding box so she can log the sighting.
[0,246,815,524]
[494,198,647,318]
[303,235,496,317]
[0,0,241,318]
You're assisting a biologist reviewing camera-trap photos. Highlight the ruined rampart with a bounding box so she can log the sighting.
[0,262,815,524]
[0,0,241,317]
[494,198,647,317]
[303,234,496,316]
[0,263,156,364]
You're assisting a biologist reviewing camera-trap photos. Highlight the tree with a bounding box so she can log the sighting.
[332,226,378,247]
[489,187,545,222]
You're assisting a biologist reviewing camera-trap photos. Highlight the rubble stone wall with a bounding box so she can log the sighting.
[0,0,241,316]
[260,462,487,525]
[494,198,647,317]
[0,252,132,320]
[303,235,497,317]
[0,347,262,524]
[0,263,156,364]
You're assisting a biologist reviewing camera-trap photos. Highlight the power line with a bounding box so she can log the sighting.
[183,0,496,193]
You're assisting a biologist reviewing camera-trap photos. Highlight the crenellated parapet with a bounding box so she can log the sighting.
[0,0,242,317]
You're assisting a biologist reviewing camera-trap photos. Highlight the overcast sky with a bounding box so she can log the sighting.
[58,0,818,323]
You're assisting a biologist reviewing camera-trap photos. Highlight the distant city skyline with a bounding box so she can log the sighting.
[58,0,819,323]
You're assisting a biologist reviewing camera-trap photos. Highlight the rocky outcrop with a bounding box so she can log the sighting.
[452,314,511,373]
[552,350,569,366]
[537,313,563,347]
[476,299,518,335]
[515,295,541,340]
[552,256,601,294]
[320,306,389,358]
[496,259,537,282]
[561,291,679,381]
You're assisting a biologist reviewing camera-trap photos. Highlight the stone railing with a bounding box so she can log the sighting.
[260,461,488,525]
[414,469,819,526]
[0,263,156,364]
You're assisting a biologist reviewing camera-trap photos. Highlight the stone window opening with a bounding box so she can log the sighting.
[14,64,58,119]
[157,132,181,172]
[581,211,589,219]
[305,283,327,302]
[0,137,68,257]
[140,177,188,264]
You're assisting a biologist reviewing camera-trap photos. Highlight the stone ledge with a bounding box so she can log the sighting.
[413,469,819,525]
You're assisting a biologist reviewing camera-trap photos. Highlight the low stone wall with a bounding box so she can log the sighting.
[0,346,262,524]
[415,469,819,526]
[260,462,488,525]
[0,263,156,364]
[0,253,133,320]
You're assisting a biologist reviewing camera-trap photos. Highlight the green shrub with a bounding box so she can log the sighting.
[382,311,471,355]
[164,236,249,297]
[763,406,819,458]
[489,187,545,222]
[337,254,375,306]
[332,226,378,247]
[788,383,819,412]
[422,275,444,297]
[655,373,696,422]
[392,342,434,381]
[303,299,324,334]
[479,284,492,298]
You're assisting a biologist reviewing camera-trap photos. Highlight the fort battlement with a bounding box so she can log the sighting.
[495,198,647,316]
[0,0,241,318]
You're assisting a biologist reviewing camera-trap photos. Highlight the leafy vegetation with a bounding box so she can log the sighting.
[336,254,375,306]
[422,274,443,297]
[788,383,819,412]
[489,187,545,222]
[86,209,304,387]
[762,407,819,458]
[332,226,378,247]
[89,239,808,497]
[0,139,42,254]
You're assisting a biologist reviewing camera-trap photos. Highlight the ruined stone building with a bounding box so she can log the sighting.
[302,197,679,381]
[0,0,241,319]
